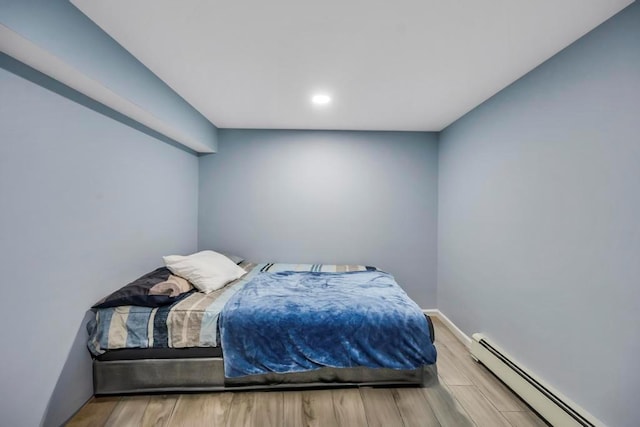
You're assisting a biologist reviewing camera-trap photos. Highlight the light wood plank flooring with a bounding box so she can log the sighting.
[66,318,548,426]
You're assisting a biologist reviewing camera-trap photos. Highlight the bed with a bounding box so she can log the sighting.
[88,261,437,394]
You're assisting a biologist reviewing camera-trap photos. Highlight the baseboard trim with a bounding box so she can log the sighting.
[421,309,440,316]
[422,309,472,348]
[471,334,607,427]
[423,309,608,427]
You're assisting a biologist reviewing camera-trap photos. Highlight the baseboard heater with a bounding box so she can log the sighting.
[470,333,602,427]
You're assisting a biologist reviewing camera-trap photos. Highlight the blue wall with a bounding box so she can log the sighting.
[0,63,199,426]
[199,130,439,308]
[0,0,218,152]
[437,3,640,427]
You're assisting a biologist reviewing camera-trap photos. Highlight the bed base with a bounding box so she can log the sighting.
[93,357,437,395]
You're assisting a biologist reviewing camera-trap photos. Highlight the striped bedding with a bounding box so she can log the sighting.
[87,262,374,356]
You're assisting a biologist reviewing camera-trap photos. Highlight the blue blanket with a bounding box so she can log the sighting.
[219,270,437,378]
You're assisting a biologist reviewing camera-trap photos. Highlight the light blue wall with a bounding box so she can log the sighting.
[0,62,199,426]
[437,3,640,427]
[198,130,439,308]
[0,0,218,152]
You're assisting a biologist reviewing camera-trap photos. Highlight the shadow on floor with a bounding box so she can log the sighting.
[423,367,475,427]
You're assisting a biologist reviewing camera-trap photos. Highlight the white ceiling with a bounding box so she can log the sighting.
[71,0,632,131]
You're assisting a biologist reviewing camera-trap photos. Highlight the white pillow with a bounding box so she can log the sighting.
[163,250,246,293]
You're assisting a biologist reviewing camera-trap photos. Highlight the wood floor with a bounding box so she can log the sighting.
[66,318,548,426]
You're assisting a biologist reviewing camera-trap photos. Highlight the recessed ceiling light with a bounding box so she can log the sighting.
[312,94,331,105]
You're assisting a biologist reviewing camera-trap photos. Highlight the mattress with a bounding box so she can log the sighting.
[95,346,222,361]
[88,262,378,356]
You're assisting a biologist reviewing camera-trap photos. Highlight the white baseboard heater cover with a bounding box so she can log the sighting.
[470,333,603,427]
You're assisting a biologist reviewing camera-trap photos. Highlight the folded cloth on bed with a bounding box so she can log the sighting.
[219,270,437,378]
[149,275,193,297]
